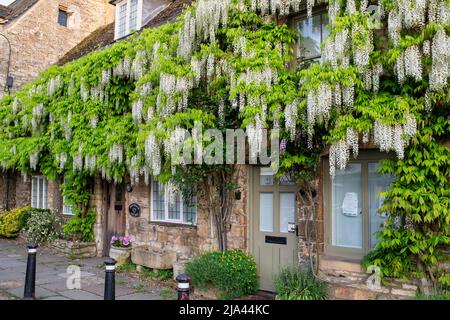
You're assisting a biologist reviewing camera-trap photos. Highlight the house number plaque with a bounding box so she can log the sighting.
[129,203,141,218]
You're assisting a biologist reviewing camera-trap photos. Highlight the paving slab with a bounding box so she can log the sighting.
[40,279,75,292]
[117,292,162,300]
[42,296,71,300]
[0,239,165,300]
[59,289,103,300]
[6,286,57,299]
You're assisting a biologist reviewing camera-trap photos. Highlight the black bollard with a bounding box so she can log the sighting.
[23,243,38,300]
[104,258,116,300]
[176,274,191,300]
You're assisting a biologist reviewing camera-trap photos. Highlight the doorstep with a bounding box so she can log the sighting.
[319,255,363,274]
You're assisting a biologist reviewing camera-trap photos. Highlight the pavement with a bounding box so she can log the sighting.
[0,239,174,300]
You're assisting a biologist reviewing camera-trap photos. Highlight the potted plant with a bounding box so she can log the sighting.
[109,235,133,265]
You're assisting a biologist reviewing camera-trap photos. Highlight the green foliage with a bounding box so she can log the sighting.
[364,110,450,282]
[0,207,31,238]
[23,209,63,245]
[62,209,96,242]
[185,249,258,299]
[415,290,450,300]
[116,258,137,273]
[140,267,173,281]
[274,265,327,300]
[159,288,176,300]
[0,0,447,287]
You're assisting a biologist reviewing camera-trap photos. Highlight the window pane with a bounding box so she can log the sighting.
[369,162,395,248]
[38,177,43,209]
[32,178,38,208]
[43,179,48,209]
[260,193,274,232]
[298,13,329,60]
[118,4,127,37]
[183,196,197,224]
[280,193,295,233]
[332,163,363,248]
[260,167,274,185]
[129,0,138,31]
[168,193,181,221]
[152,181,165,220]
[58,10,68,27]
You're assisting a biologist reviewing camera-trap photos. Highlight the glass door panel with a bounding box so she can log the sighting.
[332,163,363,248]
[260,193,274,232]
[368,162,395,248]
[280,193,295,233]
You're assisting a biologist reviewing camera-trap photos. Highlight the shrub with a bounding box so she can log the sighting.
[274,265,327,300]
[415,290,450,300]
[185,249,258,299]
[62,209,96,242]
[0,207,31,238]
[23,209,63,245]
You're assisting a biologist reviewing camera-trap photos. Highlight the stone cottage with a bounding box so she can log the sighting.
[1,0,447,299]
[0,0,115,97]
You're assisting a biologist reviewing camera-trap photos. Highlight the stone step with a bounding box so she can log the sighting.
[319,255,363,273]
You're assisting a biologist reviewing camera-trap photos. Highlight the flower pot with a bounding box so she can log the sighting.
[109,246,132,265]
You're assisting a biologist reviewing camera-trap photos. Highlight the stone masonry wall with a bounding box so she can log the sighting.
[91,165,251,265]
[0,0,114,97]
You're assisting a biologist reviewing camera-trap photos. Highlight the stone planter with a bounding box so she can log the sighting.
[52,239,97,259]
[109,246,132,265]
[131,245,176,269]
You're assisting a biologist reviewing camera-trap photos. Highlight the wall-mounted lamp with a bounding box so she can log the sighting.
[6,75,13,89]
[235,190,241,200]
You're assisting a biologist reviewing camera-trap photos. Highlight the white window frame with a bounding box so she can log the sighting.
[31,176,48,209]
[150,179,197,225]
[114,0,143,40]
[62,178,74,216]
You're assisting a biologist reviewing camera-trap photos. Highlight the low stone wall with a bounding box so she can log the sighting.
[320,260,424,300]
[52,239,97,259]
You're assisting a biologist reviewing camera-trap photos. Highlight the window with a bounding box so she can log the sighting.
[151,180,197,224]
[31,176,48,209]
[115,0,142,40]
[62,178,73,215]
[58,9,68,27]
[129,0,138,31]
[117,3,127,38]
[324,153,395,258]
[296,12,329,62]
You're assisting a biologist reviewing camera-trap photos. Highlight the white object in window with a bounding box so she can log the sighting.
[151,180,197,224]
[115,0,143,40]
[31,176,48,209]
[280,193,295,233]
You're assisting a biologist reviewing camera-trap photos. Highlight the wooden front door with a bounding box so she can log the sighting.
[252,167,298,292]
[104,183,126,256]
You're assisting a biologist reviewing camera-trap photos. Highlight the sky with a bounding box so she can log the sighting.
[0,0,15,6]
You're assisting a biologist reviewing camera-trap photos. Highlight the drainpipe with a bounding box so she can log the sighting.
[0,32,13,94]
[5,171,10,211]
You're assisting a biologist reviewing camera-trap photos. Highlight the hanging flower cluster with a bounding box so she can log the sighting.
[0,0,447,193]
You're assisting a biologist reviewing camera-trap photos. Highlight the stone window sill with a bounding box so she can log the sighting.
[148,221,197,229]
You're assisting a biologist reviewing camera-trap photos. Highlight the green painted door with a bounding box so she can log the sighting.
[252,167,298,292]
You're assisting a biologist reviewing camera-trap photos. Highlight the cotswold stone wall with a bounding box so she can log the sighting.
[113,165,250,266]
[0,172,31,212]
[0,0,114,97]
